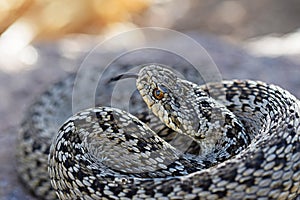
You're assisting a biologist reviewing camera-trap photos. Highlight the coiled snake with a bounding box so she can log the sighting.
[17,65,300,199]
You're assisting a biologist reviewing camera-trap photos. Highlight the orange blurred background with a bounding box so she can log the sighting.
[0,0,150,40]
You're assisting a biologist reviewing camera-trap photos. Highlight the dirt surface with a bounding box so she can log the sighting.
[0,33,299,200]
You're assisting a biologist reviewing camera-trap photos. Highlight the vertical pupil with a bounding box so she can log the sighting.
[153,88,163,99]
[156,90,161,96]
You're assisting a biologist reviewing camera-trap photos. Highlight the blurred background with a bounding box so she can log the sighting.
[0,1,300,199]
[1,0,300,72]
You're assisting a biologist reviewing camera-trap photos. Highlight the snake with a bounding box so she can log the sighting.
[17,64,300,200]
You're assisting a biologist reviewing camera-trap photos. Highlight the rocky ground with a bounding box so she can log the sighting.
[0,32,299,200]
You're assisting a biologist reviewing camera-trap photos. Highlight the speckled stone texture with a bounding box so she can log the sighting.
[0,33,299,200]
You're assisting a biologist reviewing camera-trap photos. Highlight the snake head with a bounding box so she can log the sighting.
[136,64,204,136]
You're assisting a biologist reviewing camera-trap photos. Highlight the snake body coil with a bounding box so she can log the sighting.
[18,65,300,199]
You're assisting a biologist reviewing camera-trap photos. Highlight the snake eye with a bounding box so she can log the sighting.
[153,88,164,100]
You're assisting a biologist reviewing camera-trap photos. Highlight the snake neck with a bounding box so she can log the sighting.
[174,83,251,160]
[137,65,251,161]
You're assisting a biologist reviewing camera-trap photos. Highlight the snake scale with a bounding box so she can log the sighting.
[17,64,300,200]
